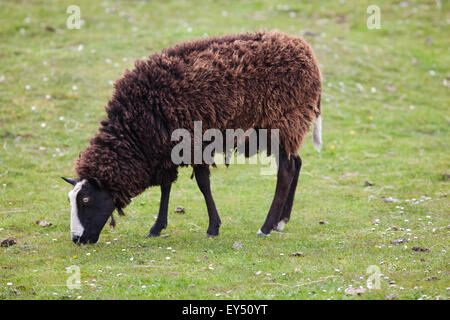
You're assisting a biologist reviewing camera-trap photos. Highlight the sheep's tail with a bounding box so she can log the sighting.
[312,94,322,152]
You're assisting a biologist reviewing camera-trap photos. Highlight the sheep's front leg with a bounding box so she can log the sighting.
[147,183,172,237]
[194,166,221,237]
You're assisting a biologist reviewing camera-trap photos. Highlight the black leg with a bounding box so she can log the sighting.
[258,150,296,236]
[194,165,221,237]
[274,155,302,231]
[147,183,172,237]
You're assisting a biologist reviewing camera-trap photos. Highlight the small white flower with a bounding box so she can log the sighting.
[187,27,192,32]
[72,85,78,90]
[77,44,84,51]
[59,116,64,121]
[356,83,364,91]
[25,85,31,90]
[40,123,46,128]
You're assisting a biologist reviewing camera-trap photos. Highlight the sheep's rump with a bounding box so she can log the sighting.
[110,31,322,158]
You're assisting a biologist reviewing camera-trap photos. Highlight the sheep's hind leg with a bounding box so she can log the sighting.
[274,155,302,232]
[258,150,296,236]
[147,183,172,237]
[194,165,221,237]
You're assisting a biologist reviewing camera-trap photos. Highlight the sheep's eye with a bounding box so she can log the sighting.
[82,197,90,203]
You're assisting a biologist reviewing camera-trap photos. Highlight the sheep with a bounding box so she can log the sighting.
[62,31,322,244]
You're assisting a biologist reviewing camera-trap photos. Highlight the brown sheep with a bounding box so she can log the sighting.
[62,31,322,244]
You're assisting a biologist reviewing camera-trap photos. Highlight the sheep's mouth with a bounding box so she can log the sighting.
[72,234,99,245]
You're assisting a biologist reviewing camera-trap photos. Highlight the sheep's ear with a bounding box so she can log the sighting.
[89,178,103,189]
[61,177,80,186]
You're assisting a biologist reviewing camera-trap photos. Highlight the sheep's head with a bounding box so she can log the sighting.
[62,177,115,244]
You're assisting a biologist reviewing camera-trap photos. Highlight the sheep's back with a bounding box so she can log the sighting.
[110,31,321,157]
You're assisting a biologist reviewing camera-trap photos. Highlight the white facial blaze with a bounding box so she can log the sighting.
[68,179,86,238]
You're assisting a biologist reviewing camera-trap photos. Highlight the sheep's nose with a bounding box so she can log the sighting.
[72,235,81,244]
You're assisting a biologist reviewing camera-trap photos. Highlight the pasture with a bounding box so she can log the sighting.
[0,0,448,299]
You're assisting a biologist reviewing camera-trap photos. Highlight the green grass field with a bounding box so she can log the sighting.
[0,0,448,300]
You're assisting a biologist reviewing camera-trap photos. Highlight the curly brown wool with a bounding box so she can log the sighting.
[75,31,322,212]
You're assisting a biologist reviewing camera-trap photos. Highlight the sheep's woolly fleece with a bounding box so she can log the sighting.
[75,31,322,211]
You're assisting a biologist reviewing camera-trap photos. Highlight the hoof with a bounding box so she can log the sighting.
[206,225,220,238]
[273,219,288,232]
[257,229,270,237]
[206,228,219,238]
[146,232,160,238]
[206,233,219,238]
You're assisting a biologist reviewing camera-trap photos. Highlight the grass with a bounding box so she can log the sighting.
[0,0,449,300]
